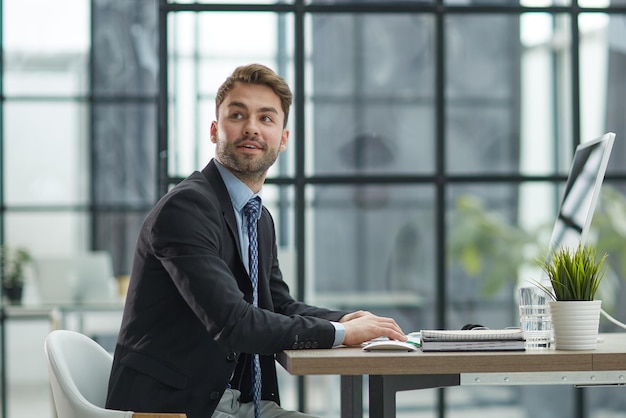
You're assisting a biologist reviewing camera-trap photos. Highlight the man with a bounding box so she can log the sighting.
[106,63,406,418]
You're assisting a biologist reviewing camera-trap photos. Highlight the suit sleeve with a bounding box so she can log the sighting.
[149,185,341,355]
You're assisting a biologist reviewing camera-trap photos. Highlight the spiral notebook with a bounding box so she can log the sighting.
[421,328,524,341]
[420,329,525,352]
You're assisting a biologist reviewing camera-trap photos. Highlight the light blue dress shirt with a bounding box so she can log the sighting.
[214,161,345,346]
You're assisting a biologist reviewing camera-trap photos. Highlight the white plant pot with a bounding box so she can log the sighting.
[549,300,602,350]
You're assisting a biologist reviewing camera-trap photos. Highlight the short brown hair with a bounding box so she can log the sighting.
[215,64,293,128]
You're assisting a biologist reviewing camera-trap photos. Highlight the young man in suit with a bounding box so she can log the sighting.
[106,63,406,418]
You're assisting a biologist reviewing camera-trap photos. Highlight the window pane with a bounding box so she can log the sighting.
[4,57,88,97]
[171,0,292,4]
[579,0,611,6]
[306,0,433,4]
[4,102,89,206]
[3,0,90,96]
[4,212,91,256]
[448,184,534,314]
[521,0,572,6]
[600,12,626,143]
[580,13,626,149]
[93,103,157,206]
[446,14,523,175]
[262,185,297,290]
[307,13,436,176]
[92,0,158,96]
[3,0,89,52]
[307,184,435,331]
[520,13,572,176]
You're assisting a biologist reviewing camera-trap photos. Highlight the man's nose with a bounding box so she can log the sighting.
[244,119,259,136]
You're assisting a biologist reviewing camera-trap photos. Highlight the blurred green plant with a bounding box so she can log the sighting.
[448,185,626,299]
[591,186,626,280]
[447,195,539,297]
[1,245,32,289]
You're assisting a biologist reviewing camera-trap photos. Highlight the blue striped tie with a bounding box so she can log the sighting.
[243,197,262,418]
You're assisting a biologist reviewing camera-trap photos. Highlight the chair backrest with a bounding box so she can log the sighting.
[44,329,130,418]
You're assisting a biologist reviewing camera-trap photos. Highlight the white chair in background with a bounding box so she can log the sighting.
[44,329,186,418]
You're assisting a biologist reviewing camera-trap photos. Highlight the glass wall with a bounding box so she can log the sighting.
[0,1,158,416]
[1,0,158,272]
[2,0,91,255]
[3,0,626,417]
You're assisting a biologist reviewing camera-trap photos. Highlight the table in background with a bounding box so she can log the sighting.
[277,333,626,418]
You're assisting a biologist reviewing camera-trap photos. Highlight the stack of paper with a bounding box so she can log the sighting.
[420,328,525,352]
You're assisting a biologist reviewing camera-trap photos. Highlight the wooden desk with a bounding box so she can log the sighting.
[277,333,626,418]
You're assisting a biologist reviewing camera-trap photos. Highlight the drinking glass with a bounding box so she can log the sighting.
[518,286,552,349]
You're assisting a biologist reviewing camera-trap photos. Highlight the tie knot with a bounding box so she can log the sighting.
[243,197,261,220]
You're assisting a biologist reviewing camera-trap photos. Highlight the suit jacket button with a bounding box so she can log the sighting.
[292,342,298,349]
[305,342,311,348]
[298,342,305,349]
[312,342,318,348]
[226,352,237,361]
[210,391,221,400]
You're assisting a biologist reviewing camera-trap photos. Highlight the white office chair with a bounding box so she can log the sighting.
[44,329,186,418]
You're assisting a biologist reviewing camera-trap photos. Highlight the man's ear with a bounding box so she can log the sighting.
[279,129,290,152]
[210,121,218,143]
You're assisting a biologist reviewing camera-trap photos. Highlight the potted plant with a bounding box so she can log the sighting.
[1,245,32,304]
[535,243,607,350]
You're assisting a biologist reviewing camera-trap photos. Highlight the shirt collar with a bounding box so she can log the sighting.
[214,159,262,213]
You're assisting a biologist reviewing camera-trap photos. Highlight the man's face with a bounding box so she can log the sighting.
[210,82,289,185]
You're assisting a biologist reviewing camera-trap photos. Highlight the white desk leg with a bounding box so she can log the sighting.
[341,375,363,418]
[369,374,460,418]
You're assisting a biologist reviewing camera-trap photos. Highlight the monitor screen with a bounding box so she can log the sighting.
[547,132,615,253]
[32,251,117,305]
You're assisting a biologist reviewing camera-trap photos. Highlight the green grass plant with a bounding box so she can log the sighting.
[536,243,607,301]
[1,245,32,288]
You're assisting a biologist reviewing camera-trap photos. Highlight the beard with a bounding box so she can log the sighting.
[215,136,281,183]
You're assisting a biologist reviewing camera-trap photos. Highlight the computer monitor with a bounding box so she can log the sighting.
[547,132,615,253]
[33,251,118,305]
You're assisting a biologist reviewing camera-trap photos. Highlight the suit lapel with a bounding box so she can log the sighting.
[202,160,242,258]
[201,160,273,308]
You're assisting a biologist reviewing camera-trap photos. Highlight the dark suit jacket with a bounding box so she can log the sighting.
[106,160,348,418]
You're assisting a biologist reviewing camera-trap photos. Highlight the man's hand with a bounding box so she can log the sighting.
[339,310,406,346]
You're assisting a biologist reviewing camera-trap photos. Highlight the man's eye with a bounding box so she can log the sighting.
[231,113,243,119]
[261,115,273,122]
